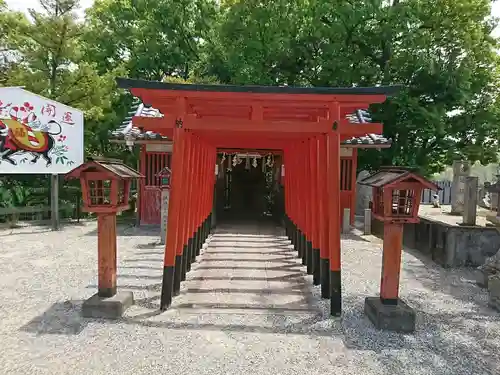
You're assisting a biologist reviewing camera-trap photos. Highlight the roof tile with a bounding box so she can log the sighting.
[109,101,392,147]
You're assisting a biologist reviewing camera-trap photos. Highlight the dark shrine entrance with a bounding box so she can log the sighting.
[116,77,401,317]
[216,151,282,223]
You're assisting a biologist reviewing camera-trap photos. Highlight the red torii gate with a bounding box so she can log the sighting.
[117,78,401,316]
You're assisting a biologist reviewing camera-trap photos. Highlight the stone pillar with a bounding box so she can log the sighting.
[356,170,372,216]
[160,189,170,245]
[462,176,478,226]
[489,275,500,312]
[477,248,500,289]
[491,191,499,211]
[342,208,350,233]
[450,161,470,215]
[364,208,372,235]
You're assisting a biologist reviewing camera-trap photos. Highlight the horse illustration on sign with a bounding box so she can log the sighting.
[0,88,83,174]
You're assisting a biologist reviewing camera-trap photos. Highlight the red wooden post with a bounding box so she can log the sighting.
[297,141,306,261]
[284,148,292,241]
[198,139,207,252]
[328,104,342,316]
[310,136,320,285]
[318,134,330,298]
[97,213,117,297]
[210,145,217,227]
[191,135,201,260]
[304,138,313,272]
[180,132,195,280]
[202,144,209,238]
[202,143,211,240]
[295,141,303,258]
[380,223,404,303]
[198,142,206,244]
[172,130,191,295]
[288,146,295,245]
[160,127,185,310]
[284,147,294,248]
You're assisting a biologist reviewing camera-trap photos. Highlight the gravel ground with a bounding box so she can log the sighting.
[0,220,499,375]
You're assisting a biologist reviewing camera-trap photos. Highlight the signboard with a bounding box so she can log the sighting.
[0,87,83,174]
[160,189,170,245]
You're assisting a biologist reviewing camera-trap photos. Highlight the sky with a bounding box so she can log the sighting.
[5,0,500,33]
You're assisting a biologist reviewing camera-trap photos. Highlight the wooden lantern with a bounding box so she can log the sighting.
[360,166,439,224]
[359,167,438,328]
[66,157,143,214]
[65,157,144,299]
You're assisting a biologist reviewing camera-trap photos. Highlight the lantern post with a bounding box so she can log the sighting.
[65,157,144,319]
[359,166,438,332]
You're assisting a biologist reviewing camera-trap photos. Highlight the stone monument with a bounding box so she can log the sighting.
[356,170,372,215]
[476,247,500,312]
[450,160,470,215]
[486,176,500,227]
[462,176,478,226]
[160,189,170,245]
[157,167,172,245]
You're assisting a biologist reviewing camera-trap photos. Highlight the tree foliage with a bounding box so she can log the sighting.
[1,0,128,157]
[0,0,499,179]
[83,0,217,79]
[196,0,500,175]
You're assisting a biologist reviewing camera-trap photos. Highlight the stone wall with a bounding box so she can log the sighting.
[371,217,500,267]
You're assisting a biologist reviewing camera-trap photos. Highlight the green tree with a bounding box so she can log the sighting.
[3,0,127,156]
[200,0,500,176]
[0,0,29,84]
[84,0,217,80]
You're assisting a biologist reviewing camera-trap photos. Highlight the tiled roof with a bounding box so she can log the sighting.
[109,103,392,147]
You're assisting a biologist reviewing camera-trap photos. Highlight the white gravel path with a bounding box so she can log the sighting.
[0,221,499,375]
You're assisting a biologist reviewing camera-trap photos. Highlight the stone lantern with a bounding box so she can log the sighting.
[65,157,144,319]
[359,166,439,332]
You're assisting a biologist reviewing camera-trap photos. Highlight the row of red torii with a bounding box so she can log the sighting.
[67,79,438,332]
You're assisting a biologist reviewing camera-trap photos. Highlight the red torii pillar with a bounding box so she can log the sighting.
[310,136,320,286]
[160,124,216,310]
[284,146,296,252]
[161,126,185,309]
[285,142,301,259]
[178,131,193,287]
[296,141,306,262]
[319,134,330,298]
[304,138,313,272]
[328,124,342,316]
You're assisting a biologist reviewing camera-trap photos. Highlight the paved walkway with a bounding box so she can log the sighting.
[0,221,499,375]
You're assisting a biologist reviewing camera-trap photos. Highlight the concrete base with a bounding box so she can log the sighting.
[364,297,416,333]
[82,291,134,319]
